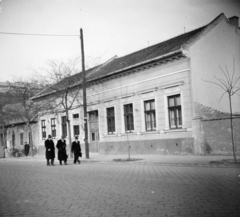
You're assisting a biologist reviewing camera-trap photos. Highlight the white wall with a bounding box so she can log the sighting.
[189,18,240,114]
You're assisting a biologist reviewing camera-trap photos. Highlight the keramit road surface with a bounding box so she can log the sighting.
[0,159,239,217]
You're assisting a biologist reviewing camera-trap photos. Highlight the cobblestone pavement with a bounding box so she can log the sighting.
[0,160,239,217]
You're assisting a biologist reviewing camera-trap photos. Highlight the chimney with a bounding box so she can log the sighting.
[228,16,239,27]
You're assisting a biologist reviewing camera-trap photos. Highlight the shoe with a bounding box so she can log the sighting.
[47,164,50,166]
[64,163,67,165]
[51,164,55,166]
[78,160,81,164]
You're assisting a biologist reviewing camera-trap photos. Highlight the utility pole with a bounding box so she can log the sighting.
[80,28,89,159]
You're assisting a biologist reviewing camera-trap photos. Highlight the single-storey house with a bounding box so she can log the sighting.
[32,13,240,156]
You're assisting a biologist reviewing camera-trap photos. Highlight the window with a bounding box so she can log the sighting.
[12,132,15,148]
[168,94,182,129]
[61,116,67,137]
[107,107,115,134]
[20,133,24,146]
[73,125,80,136]
[51,118,56,138]
[41,120,46,139]
[92,132,95,141]
[73,113,79,119]
[0,134,3,146]
[89,111,98,120]
[124,104,134,132]
[144,100,156,131]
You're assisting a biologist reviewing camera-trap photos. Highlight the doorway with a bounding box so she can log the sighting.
[89,110,99,153]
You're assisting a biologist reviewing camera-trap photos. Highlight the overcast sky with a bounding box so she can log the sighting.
[0,0,239,82]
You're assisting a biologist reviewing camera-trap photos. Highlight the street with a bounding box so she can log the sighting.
[0,160,239,217]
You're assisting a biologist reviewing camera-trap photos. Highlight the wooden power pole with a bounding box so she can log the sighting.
[80,28,89,159]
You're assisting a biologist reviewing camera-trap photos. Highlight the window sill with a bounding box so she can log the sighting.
[163,128,187,133]
[105,133,117,137]
[120,132,137,136]
[140,130,158,135]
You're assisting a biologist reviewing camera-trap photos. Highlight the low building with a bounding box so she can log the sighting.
[32,13,240,156]
[0,82,40,157]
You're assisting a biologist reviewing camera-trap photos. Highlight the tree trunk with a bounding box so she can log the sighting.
[2,125,6,147]
[27,122,34,157]
[66,110,72,158]
[229,95,237,163]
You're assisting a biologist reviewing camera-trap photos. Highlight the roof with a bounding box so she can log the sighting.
[33,66,99,98]
[87,26,205,81]
[33,13,228,100]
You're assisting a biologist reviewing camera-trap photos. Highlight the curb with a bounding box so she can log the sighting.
[1,157,240,168]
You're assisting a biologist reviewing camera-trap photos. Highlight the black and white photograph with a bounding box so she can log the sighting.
[0,0,239,216]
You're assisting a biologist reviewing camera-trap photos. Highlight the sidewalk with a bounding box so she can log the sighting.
[1,153,239,167]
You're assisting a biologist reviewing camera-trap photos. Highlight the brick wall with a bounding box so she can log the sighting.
[194,102,231,119]
[193,102,240,155]
[202,117,240,155]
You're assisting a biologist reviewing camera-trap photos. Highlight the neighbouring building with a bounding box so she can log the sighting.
[32,13,240,156]
[0,82,40,157]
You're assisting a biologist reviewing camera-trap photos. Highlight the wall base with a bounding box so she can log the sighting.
[99,138,194,155]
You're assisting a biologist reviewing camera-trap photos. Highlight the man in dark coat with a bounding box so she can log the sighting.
[56,136,68,165]
[45,135,55,166]
[24,142,30,156]
[71,136,81,164]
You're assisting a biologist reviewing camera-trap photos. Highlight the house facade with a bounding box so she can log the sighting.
[0,82,39,157]
[33,13,240,156]
[0,121,39,154]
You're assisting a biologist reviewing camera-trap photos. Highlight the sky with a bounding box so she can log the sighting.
[0,0,239,82]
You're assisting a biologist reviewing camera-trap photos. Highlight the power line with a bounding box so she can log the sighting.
[0,32,79,37]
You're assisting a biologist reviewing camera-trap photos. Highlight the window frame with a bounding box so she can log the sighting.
[73,113,79,119]
[0,133,3,146]
[124,103,134,133]
[106,107,115,134]
[12,132,15,147]
[20,133,24,146]
[51,118,56,138]
[41,120,46,140]
[144,99,156,131]
[73,125,80,137]
[167,94,182,129]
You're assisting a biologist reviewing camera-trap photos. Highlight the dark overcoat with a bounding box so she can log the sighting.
[56,139,68,161]
[24,144,30,155]
[71,141,81,157]
[45,139,55,160]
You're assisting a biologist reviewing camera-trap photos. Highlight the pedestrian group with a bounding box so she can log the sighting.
[45,135,82,166]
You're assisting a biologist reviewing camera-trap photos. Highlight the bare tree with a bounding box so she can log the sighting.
[0,84,22,148]
[7,78,47,157]
[33,58,84,156]
[203,57,240,163]
[0,92,11,148]
[32,56,109,157]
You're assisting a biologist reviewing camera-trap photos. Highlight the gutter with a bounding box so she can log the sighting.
[4,120,37,128]
[88,48,183,82]
[32,49,183,100]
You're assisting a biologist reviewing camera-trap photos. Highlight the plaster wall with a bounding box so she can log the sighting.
[37,109,83,154]
[3,123,39,154]
[86,59,193,154]
[202,117,240,155]
[189,18,240,114]
[37,59,194,155]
